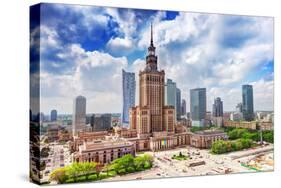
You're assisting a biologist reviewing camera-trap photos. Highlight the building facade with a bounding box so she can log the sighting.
[212,97,223,117]
[190,130,228,149]
[130,24,175,136]
[165,79,177,109]
[236,103,243,113]
[224,120,257,130]
[50,109,57,122]
[190,88,206,127]
[72,96,86,136]
[176,88,181,121]
[72,137,135,165]
[128,24,194,152]
[90,114,112,132]
[242,85,254,121]
[122,70,136,126]
[181,99,186,116]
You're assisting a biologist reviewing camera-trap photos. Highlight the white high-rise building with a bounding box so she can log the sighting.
[72,95,86,136]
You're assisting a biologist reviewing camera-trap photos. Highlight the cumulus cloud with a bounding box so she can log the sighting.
[40,43,129,114]
[106,37,134,55]
[135,12,273,111]
[38,4,273,114]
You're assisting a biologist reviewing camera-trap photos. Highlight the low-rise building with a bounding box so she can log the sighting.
[114,127,138,138]
[58,130,72,142]
[230,112,243,121]
[190,130,228,149]
[257,121,273,131]
[212,116,224,127]
[47,124,59,142]
[72,131,109,151]
[72,137,135,165]
[224,120,257,130]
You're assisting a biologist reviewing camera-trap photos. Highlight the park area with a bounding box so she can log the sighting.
[49,154,153,184]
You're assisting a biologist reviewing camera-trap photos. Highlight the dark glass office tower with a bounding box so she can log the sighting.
[212,97,223,117]
[190,88,206,126]
[242,85,254,121]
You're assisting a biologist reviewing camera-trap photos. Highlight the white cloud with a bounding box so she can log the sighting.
[135,12,273,111]
[40,44,129,114]
[106,37,134,54]
[39,8,273,114]
[40,25,60,52]
[251,79,274,111]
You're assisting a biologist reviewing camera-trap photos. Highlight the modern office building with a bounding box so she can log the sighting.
[236,103,243,113]
[50,109,57,122]
[72,95,86,136]
[91,114,112,131]
[176,88,181,120]
[190,88,206,127]
[181,99,186,116]
[165,79,176,108]
[122,70,136,126]
[212,97,223,117]
[242,85,254,121]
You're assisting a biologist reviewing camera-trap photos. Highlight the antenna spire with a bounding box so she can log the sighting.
[150,22,154,46]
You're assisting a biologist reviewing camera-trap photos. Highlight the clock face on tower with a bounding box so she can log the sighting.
[149,51,155,56]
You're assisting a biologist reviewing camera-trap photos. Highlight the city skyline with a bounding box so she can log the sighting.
[35,3,274,114]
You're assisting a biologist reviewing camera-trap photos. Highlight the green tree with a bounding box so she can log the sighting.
[80,162,97,180]
[228,128,247,140]
[65,162,82,182]
[49,168,67,184]
[263,131,273,143]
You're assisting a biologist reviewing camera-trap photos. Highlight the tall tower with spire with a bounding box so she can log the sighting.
[129,23,175,142]
[145,23,158,72]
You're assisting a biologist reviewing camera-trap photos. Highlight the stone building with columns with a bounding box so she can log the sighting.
[72,137,135,165]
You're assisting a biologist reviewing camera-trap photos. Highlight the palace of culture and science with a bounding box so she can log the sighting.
[69,25,227,164]
[129,24,190,151]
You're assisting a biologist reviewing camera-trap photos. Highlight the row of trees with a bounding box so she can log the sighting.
[211,138,254,154]
[226,128,274,143]
[50,154,153,184]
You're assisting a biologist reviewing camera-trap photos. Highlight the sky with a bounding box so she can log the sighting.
[31,3,274,115]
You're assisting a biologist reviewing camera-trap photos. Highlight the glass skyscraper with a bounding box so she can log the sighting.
[50,109,57,121]
[190,88,206,127]
[176,88,181,120]
[181,99,186,116]
[242,84,254,121]
[122,69,136,126]
[165,79,176,107]
[72,95,86,136]
[165,78,177,122]
[212,97,223,117]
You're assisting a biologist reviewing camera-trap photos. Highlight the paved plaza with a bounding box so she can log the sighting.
[104,144,273,181]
